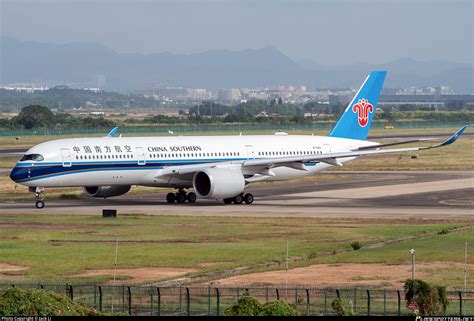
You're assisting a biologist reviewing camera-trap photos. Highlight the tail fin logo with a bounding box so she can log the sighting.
[352,98,374,127]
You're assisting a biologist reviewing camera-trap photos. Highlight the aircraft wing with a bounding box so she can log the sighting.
[241,125,467,169]
[355,138,434,150]
[157,126,467,179]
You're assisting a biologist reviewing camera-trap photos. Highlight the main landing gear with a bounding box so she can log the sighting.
[223,193,254,205]
[33,187,45,209]
[166,190,197,204]
[166,190,254,205]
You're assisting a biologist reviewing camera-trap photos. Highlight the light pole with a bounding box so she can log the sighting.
[409,249,416,279]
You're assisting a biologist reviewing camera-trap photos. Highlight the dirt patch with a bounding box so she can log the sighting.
[0,263,29,280]
[75,267,197,284]
[199,262,471,289]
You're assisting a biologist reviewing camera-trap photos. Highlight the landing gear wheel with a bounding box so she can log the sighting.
[176,192,187,203]
[35,200,45,209]
[223,198,233,204]
[244,193,254,204]
[166,192,176,203]
[34,188,45,209]
[187,192,197,203]
[233,194,243,204]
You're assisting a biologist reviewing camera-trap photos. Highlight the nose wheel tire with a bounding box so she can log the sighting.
[35,200,45,209]
[244,193,254,204]
[166,192,176,203]
[187,192,197,203]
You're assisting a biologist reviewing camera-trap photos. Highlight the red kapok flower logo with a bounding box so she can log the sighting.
[352,98,374,127]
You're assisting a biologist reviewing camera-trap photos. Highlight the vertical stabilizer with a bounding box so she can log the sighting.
[328,71,386,140]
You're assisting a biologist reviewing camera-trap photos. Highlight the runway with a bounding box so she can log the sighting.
[0,170,472,219]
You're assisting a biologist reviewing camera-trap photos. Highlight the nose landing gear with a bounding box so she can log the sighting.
[33,187,45,209]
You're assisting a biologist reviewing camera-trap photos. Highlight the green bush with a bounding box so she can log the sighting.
[224,293,262,316]
[438,228,449,235]
[404,279,449,316]
[224,292,298,316]
[331,298,346,316]
[350,241,362,250]
[259,301,298,316]
[0,288,101,316]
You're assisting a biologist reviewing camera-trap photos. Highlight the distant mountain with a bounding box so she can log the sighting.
[1,37,472,93]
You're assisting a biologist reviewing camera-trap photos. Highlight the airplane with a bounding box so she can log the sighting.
[9,71,468,209]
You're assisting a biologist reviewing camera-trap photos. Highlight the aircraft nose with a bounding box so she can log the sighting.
[10,166,28,183]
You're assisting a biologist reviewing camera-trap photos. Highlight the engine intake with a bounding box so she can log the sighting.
[83,185,131,198]
[193,167,245,199]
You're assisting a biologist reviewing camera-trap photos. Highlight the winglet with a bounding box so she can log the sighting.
[437,125,468,147]
[106,127,119,138]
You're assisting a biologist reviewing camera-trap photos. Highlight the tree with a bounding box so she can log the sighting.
[224,292,297,316]
[404,279,449,316]
[15,105,54,129]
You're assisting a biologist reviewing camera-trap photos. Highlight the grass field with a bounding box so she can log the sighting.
[0,214,472,288]
[334,135,473,171]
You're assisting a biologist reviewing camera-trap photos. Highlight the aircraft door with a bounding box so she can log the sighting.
[136,147,146,165]
[245,145,255,160]
[60,148,72,167]
[322,144,331,154]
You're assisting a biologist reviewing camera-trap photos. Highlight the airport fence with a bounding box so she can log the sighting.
[0,121,469,137]
[1,284,472,316]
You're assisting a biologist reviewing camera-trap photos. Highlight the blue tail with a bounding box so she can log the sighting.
[329,71,387,140]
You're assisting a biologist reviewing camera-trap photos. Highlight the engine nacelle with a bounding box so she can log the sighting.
[83,185,131,198]
[193,167,245,199]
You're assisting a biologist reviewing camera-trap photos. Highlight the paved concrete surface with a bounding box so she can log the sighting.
[0,171,472,219]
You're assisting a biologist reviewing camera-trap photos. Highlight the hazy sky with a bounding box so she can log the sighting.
[1,0,472,65]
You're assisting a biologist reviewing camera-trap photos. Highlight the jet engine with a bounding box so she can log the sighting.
[83,185,131,198]
[193,167,245,199]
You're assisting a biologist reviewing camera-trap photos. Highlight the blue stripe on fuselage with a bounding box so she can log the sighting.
[11,158,244,183]
[10,158,318,183]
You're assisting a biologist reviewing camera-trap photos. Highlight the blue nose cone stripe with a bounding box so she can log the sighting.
[10,166,30,182]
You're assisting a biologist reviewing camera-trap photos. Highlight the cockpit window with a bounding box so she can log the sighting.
[20,154,44,162]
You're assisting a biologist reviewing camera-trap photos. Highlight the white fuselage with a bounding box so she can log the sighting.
[10,134,374,188]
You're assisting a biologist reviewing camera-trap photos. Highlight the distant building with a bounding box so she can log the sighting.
[187,88,212,101]
[0,83,49,93]
[218,89,241,101]
[329,94,352,106]
[378,94,474,108]
[151,86,188,99]
[329,91,474,108]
